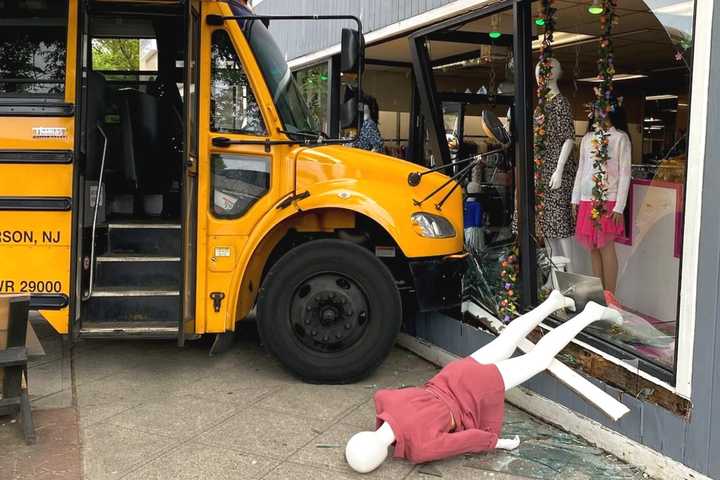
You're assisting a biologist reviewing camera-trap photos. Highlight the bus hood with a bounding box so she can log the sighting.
[293,145,464,257]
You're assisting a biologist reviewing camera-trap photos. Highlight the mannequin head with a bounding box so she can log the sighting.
[586,105,628,134]
[535,58,563,87]
[360,95,380,123]
[345,431,389,473]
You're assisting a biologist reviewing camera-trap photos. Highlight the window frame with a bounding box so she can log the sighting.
[403,0,709,400]
[210,152,271,220]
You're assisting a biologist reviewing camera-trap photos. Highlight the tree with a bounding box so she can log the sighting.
[92,39,140,71]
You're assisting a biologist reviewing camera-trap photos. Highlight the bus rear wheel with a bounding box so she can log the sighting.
[257,239,401,384]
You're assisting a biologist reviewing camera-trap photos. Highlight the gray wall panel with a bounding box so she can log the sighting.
[256,0,458,60]
[697,5,720,477]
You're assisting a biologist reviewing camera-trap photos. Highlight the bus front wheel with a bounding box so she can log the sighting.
[257,239,402,384]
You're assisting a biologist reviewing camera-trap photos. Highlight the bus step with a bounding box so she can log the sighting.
[95,255,181,289]
[83,292,180,324]
[108,223,182,256]
[79,322,179,339]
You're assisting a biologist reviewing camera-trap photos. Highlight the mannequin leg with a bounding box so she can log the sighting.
[590,249,604,286]
[470,290,575,364]
[600,241,618,294]
[495,302,623,391]
[558,237,575,272]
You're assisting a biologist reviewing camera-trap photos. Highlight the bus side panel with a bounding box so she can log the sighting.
[0,117,76,334]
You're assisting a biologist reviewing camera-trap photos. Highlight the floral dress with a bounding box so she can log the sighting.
[351,119,384,153]
[535,94,576,239]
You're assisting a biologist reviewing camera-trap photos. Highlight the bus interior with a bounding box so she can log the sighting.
[80,2,188,335]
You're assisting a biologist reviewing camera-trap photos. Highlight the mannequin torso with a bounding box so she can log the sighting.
[534,59,577,242]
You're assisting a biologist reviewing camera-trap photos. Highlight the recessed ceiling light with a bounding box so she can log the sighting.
[531,32,595,50]
[654,1,694,16]
[645,94,679,101]
[578,73,648,82]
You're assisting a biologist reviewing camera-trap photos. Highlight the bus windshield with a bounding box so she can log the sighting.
[243,19,321,136]
[217,0,320,137]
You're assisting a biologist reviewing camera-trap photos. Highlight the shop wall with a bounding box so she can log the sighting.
[418,8,720,474]
[255,0,457,60]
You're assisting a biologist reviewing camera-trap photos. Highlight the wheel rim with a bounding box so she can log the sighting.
[289,272,370,353]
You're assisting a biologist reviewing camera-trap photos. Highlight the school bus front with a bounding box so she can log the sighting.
[0,0,465,383]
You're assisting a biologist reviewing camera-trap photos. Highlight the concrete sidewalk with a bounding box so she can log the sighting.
[1,318,649,480]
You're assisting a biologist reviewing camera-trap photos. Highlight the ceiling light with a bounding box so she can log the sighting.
[588,0,604,15]
[531,32,595,50]
[577,73,648,82]
[489,31,502,39]
[654,1,694,16]
[535,17,545,26]
[678,102,689,107]
[645,94,679,101]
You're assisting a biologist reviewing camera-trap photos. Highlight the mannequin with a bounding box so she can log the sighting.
[535,58,576,267]
[572,107,631,306]
[351,95,384,153]
[345,290,623,472]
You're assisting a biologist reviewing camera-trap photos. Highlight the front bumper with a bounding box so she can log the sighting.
[408,252,468,312]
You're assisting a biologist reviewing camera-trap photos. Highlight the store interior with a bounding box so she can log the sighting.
[293,0,693,376]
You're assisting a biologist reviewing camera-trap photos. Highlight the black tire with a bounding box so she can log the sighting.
[257,239,402,384]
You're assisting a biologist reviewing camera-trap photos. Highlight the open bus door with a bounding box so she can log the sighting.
[0,0,79,335]
[180,0,201,345]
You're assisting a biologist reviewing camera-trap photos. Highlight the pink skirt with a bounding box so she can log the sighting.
[576,200,624,250]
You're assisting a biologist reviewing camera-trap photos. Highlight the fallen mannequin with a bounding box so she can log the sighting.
[345,290,623,473]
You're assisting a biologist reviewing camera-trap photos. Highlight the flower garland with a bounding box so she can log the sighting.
[532,0,557,229]
[496,245,520,323]
[497,1,556,324]
[589,0,618,226]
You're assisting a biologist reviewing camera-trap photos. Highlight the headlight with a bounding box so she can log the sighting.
[411,212,456,238]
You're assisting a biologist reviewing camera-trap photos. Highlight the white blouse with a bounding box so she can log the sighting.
[571,127,632,214]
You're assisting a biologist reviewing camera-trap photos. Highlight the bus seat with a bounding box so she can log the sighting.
[86,71,107,178]
[118,89,167,193]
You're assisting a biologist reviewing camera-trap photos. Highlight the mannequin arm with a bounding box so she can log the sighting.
[613,134,633,213]
[549,139,575,190]
[407,428,498,464]
[571,135,589,205]
[495,435,520,450]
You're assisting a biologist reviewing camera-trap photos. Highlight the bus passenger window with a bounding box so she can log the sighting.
[210,30,265,136]
[0,0,69,98]
[212,153,269,218]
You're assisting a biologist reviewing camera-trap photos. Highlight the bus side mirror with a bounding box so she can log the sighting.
[340,96,358,129]
[341,28,364,74]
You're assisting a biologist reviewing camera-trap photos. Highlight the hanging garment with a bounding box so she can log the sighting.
[535,94,577,239]
[373,357,505,464]
[351,118,385,153]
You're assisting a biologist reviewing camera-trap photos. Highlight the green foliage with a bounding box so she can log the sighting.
[92,39,140,71]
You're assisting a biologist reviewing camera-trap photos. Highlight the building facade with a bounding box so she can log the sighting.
[256,1,720,479]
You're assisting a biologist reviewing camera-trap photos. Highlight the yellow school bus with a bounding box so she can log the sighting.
[0,0,464,382]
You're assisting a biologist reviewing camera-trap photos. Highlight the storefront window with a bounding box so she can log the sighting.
[422,9,520,313]
[363,66,413,159]
[294,63,329,134]
[529,0,696,374]
[0,0,69,98]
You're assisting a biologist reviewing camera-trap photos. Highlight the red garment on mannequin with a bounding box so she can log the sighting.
[374,357,505,464]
